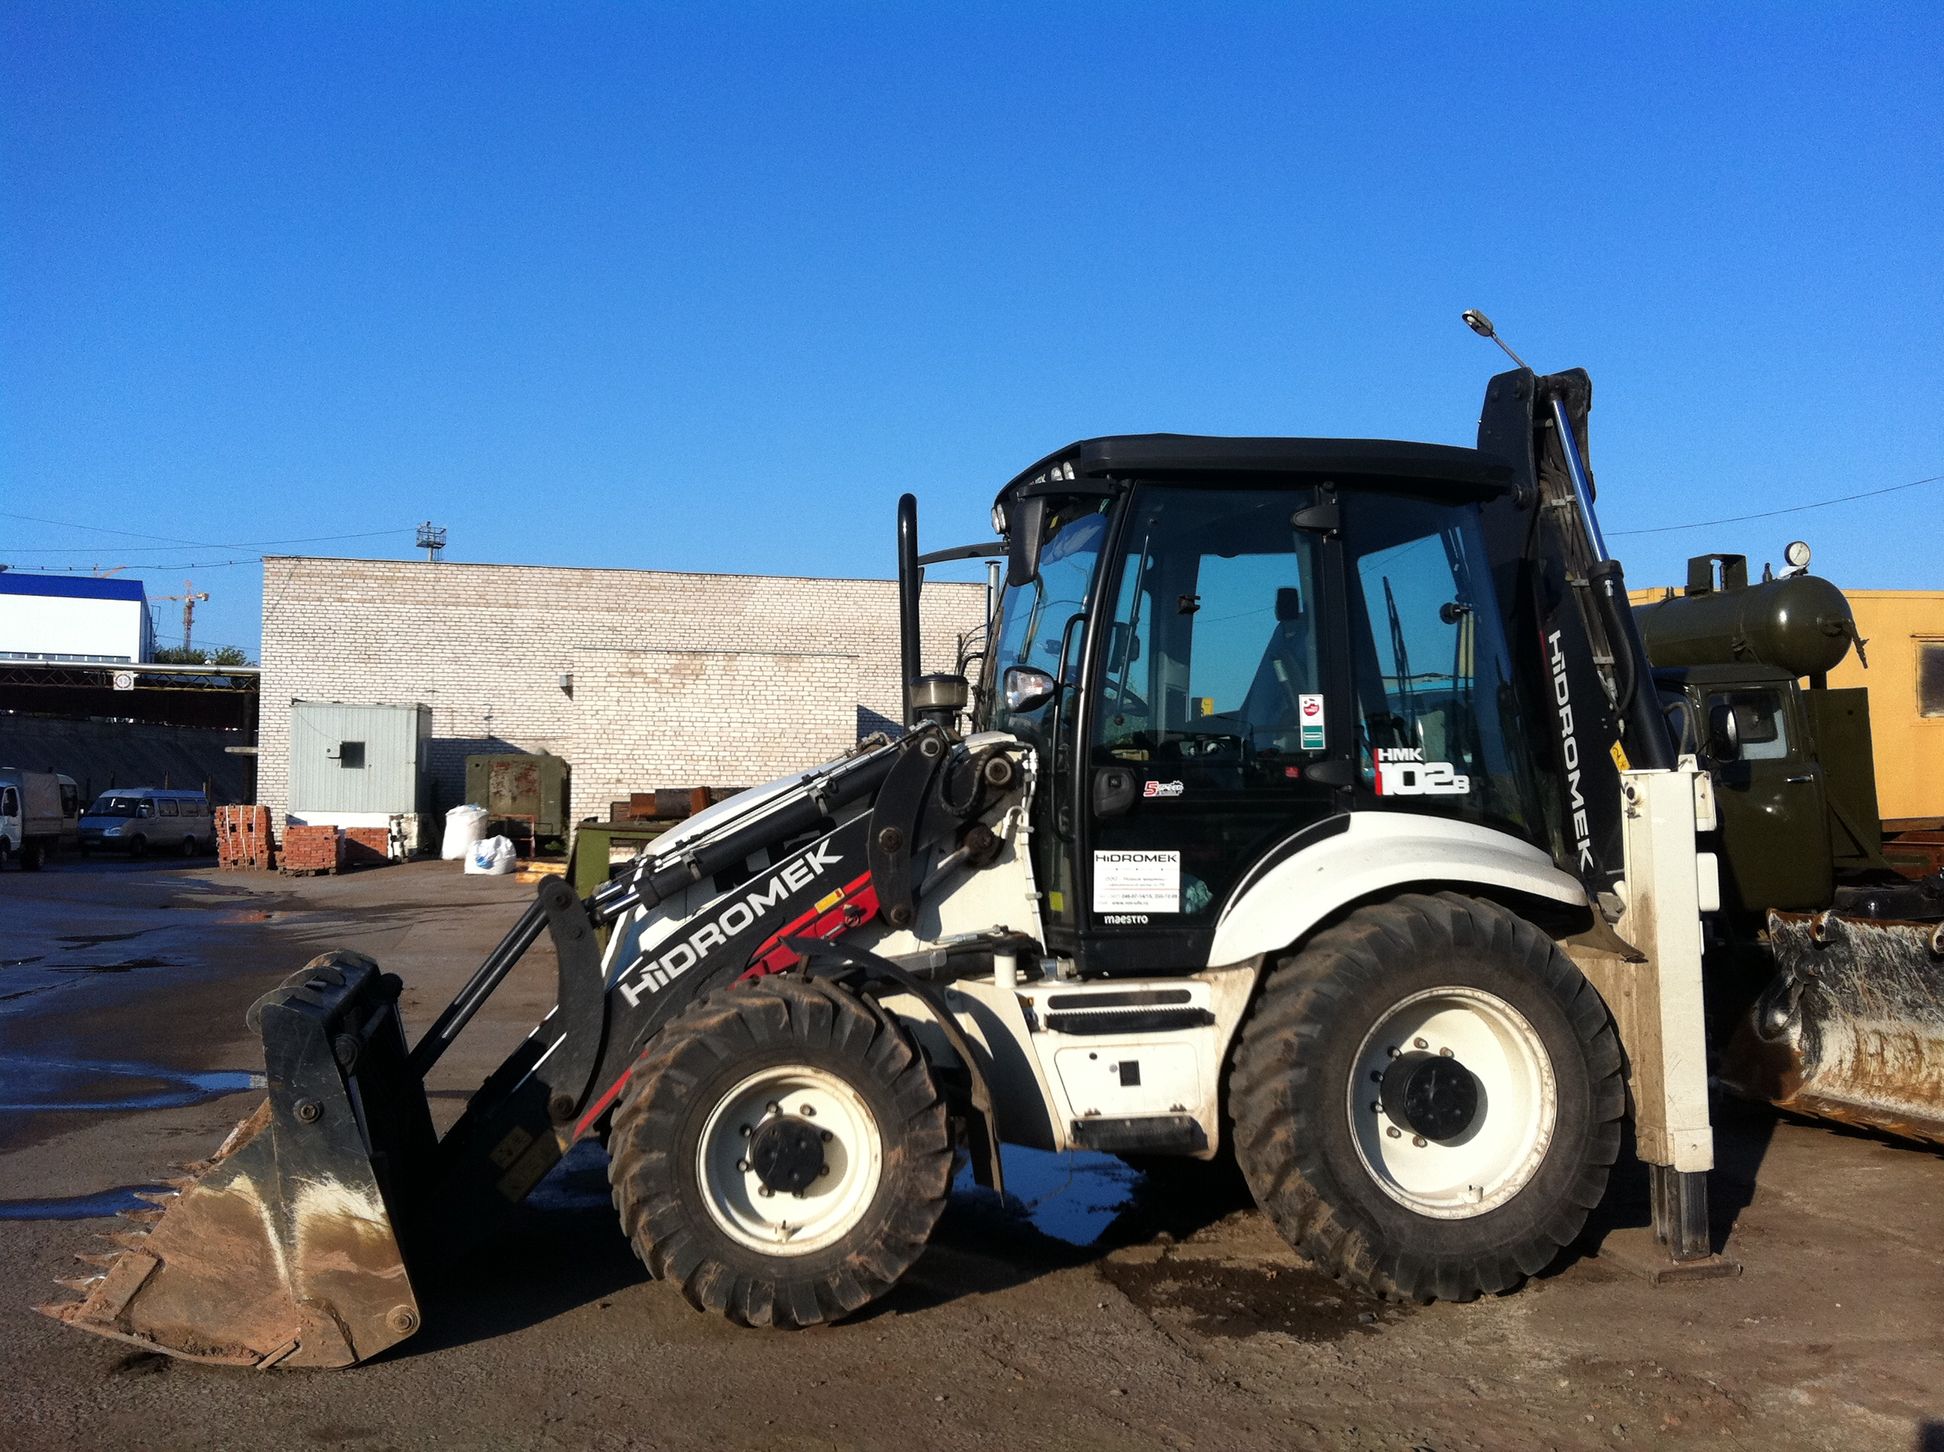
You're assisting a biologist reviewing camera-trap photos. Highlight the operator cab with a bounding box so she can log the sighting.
[972,434,1566,973]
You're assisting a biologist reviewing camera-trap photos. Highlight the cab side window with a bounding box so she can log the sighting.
[160,800,180,818]
[2,787,17,817]
[1342,494,1541,836]
[1710,690,1791,762]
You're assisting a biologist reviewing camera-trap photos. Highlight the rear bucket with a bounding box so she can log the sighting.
[39,953,439,1368]
[1720,911,1944,1146]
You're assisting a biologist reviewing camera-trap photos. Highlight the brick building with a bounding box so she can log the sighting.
[257,557,987,828]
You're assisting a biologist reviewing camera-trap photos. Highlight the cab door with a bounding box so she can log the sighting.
[1075,483,1350,973]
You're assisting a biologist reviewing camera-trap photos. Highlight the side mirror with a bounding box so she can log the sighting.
[1707,702,1741,762]
[1003,665,1058,714]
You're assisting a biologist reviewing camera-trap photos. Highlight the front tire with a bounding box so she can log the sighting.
[608,976,953,1328]
[1230,892,1623,1302]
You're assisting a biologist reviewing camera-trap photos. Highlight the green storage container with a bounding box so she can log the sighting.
[463,752,571,840]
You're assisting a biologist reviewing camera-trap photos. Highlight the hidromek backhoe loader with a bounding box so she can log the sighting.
[45,359,1732,1368]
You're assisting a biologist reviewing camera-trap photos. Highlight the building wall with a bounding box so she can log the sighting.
[257,557,986,826]
[1827,590,1944,823]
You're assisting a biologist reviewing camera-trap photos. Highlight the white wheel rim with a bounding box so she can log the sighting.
[1346,986,1557,1220]
[696,1064,883,1257]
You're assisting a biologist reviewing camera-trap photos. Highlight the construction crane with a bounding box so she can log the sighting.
[152,579,210,652]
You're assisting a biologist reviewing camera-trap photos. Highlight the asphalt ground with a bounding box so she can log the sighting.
[1,858,1939,1451]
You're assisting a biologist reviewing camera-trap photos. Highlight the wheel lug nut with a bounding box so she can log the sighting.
[799,1105,816,1118]
[1438,1047,1453,1058]
[820,1129,833,1143]
[736,1159,750,1173]
[1412,1037,1428,1050]
[1386,1046,1400,1059]
[1386,1126,1401,1139]
[1412,1135,1427,1148]
[757,1186,773,1198]
[1370,1071,1383,1083]
[1370,1101,1382,1113]
[765,1102,781,1116]
[818,1164,830,1176]
[740,1125,752,1137]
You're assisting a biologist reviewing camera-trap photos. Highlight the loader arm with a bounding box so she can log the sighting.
[43,725,1029,1367]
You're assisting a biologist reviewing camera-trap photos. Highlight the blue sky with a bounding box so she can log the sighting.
[3,4,1940,655]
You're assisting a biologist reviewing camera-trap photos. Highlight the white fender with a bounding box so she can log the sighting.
[1207,812,1588,968]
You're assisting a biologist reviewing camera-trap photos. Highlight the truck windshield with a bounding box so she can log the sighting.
[88,796,145,817]
[981,498,1112,744]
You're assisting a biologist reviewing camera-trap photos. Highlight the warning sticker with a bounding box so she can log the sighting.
[1093,850,1180,913]
[1298,693,1327,750]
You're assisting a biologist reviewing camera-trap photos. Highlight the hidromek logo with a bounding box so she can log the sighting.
[1547,629,1595,871]
[617,840,842,1007]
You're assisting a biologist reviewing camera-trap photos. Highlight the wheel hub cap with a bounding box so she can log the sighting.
[749,1116,826,1194]
[1380,1052,1479,1143]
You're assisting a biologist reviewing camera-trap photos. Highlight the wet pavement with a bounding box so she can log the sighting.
[0,858,1940,1450]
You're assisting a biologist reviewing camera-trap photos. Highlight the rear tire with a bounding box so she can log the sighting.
[20,842,44,872]
[1230,891,1623,1303]
[608,976,953,1328]
[180,834,199,857]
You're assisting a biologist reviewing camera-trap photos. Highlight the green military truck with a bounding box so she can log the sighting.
[1638,554,1943,1143]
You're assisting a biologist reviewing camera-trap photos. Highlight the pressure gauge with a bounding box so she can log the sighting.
[1784,540,1812,570]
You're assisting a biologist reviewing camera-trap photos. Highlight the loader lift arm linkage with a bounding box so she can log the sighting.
[42,725,1025,1367]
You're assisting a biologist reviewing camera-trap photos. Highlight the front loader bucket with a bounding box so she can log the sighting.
[40,952,439,1368]
[1720,911,1944,1146]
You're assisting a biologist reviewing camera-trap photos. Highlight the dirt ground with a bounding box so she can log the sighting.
[1,858,1939,1451]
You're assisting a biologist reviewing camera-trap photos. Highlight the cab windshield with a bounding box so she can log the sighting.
[88,796,147,818]
[981,498,1112,745]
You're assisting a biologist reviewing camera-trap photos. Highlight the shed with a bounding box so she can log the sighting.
[287,701,432,823]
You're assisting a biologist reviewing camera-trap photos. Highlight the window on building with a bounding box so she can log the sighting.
[340,741,367,769]
[1920,641,1944,719]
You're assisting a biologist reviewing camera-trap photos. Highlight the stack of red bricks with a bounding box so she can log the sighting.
[216,805,275,870]
[279,824,342,876]
[341,827,391,868]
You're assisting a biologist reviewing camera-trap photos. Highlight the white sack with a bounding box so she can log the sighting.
[464,834,517,876]
[442,804,490,861]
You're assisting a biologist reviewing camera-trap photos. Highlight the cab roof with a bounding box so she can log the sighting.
[1000,435,1515,499]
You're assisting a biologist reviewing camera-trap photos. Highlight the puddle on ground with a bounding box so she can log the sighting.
[0,1056,262,1112]
[0,1184,171,1220]
[0,955,179,1008]
[1100,1252,1408,1341]
[968,1146,1142,1245]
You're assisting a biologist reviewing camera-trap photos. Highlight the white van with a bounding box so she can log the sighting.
[0,768,80,870]
[78,788,214,857]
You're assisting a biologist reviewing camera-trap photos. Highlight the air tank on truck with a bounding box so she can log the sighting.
[1636,548,1944,1144]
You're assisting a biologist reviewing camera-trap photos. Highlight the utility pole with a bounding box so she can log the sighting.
[416,522,447,562]
[153,579,210,651]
